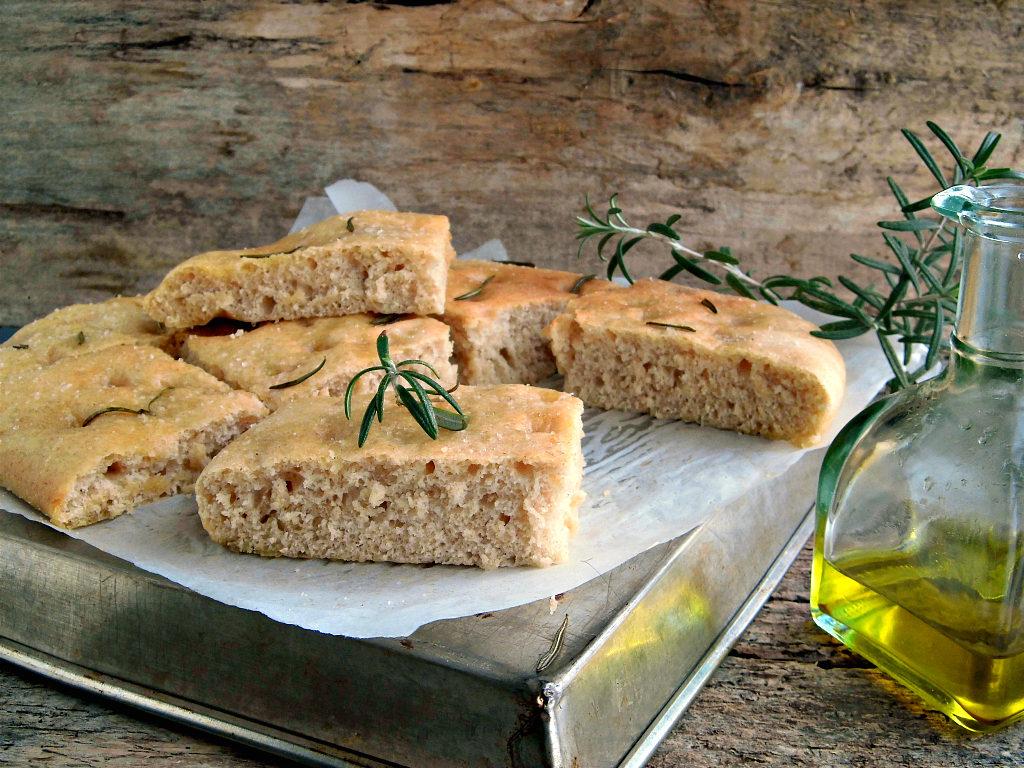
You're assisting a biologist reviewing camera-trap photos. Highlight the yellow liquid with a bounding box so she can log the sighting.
[812,556,1024,731]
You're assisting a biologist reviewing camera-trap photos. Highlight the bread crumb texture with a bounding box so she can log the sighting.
[144,211,456,329]
[439,259,618,385]
[545,278,847,447]
[0,345,268,528]
[196,385,585,569]
[181,314,457,412]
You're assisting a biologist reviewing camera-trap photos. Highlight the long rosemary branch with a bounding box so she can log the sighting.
[575,122,1024,391]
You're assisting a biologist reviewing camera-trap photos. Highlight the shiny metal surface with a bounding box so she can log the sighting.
[0,452,820,767]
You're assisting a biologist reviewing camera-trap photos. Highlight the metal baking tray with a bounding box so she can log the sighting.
[0,447,818,768]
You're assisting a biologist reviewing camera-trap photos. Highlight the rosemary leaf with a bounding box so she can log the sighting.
[902,128,949,188]
[570,274,597,294]
[701,298,718,314]
[241,244,303,259]
[672,250,722,285]
[269,357,326,390]
[877,219,940,232]
[370,313,409,326]
[82,406,146,427]
[454,275,495,301]
[811,320,872,340]
[81,387,173,427]
[76,331,85,345]
[647,321,696,332]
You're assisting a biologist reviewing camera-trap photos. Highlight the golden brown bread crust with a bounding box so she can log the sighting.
[144,211,457,329]
[2,297,174,361]
[545,278,847,447]
[196,385,585,569]
[437,259,618,385]
[180,314,458,412]
[0,345,268,528]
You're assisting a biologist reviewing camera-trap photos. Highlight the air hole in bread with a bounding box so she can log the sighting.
[467,463,482,476]
[104,461,125,478]
[737,358,752,377]
[260,296,277,314]
[499,513,512,525]
[282,471,302,494]
[514,461,534,478]
[424,461,435,475]
[499,347,513,366]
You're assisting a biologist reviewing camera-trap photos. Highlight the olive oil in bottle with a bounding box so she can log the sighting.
[813,549,1024,730]
[811,181,1024,732]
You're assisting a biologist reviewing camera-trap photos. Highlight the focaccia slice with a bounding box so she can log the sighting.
[180,314,458,412]
[144,210,456,329]
[545,278,846,447]
[2,296,174,362]
[0,345,268,528]
[196,385,585,569]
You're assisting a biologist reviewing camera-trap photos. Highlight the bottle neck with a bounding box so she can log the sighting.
[954,230,1024,368]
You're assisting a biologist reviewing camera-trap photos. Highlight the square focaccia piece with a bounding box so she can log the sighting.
[196,385,585,569]
[180,314,458,412]
[0,345,267,528]
[545,278,847,447]
[144,210,456,329]
[2,296,175,362]
[437,259,617,385]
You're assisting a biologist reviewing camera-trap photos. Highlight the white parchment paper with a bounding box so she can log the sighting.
[0,182,896,638]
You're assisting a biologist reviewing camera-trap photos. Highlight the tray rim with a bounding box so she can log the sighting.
[0,504,814,768]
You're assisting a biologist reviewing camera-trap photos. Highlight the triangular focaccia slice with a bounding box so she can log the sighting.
[0,345,268,528]
[436,260,618,385]
[180,314,458,412]
[196,385,585,569]
[144,210,456,329]
[545,278,846,447]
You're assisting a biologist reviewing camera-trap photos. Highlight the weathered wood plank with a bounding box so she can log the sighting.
[2,1,1022,324]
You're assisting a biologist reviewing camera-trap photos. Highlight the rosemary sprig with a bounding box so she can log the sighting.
[82,387,173,427]
[344,331,468,447]
[576,122,1024,391]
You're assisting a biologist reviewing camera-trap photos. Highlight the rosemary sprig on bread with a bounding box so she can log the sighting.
[576,122,1024,391]
[344,331,468,446]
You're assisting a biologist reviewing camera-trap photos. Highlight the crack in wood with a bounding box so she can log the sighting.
[1,203,126,223]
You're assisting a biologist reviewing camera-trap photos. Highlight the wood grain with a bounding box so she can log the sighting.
[3,1,1023,324]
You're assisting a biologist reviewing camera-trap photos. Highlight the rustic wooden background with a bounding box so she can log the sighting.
[3,0,1023,326]
[3,2,1024,764]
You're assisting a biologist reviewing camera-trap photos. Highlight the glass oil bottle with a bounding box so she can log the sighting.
[811,181,1024,732]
